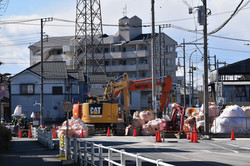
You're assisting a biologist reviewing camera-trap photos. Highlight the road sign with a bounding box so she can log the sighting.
[0,85,6,91]
[62,101,73,112]
[1,91,6,96]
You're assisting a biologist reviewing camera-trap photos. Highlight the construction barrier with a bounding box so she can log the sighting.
[37,129,53,150]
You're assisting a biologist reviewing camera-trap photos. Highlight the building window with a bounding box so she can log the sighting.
[122,47,126,52]
[52,86,63,95]
[119,60,126,65]
[20,84,34,95]
[104,48,109,53]
[49,49,62,55]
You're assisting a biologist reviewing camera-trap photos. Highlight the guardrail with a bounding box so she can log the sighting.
[31,126,37,138]
[37,129,53,150]
[59,136,174,166]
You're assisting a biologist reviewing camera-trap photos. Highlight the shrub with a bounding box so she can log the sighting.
[0,125,12,152]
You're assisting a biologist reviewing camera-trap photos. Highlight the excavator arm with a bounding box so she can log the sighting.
[103,73,172,121]
[129,76,172,118]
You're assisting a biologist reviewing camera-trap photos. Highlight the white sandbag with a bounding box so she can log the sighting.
[12,105,22,116]
[241,106,250,117]
[131,118,145,128]
[211,105,247,133]
[57,117,88,138]
[139,111,155,122]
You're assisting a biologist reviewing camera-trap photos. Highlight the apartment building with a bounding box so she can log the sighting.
[29,15,178,111]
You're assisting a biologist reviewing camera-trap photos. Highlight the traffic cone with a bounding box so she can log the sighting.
[107,127,111,136]
[190,131,194,142]
[28,126,32,138]
[231,129,235,140]
[193,130,198,143]
[80,128,84,138]
[155,131,159,142]
[52,124,56,138]
[133,127,137,136]
[157,131,162,142]
[192,121,198,143]
[18,129,22,138]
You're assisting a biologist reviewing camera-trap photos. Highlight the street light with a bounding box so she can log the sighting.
[189,50,197,107]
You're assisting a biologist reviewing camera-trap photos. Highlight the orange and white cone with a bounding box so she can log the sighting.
[80,128,84,138]
[107,127,111,136]
[155,131,159,142]
[157,131,162,142]
[52,124,56,138]
[18,129,22,138]
[133,128,137,136]
[28,126,32,138]
[231,129,236,140]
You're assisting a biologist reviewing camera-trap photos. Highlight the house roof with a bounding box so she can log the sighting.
[30,61,68,79]
[218,58,250,75]
[29,36,73,49]
[67,69,86,82]
[12,61,68,79]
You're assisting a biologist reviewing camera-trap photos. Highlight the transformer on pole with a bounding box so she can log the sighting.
[74,0,106,75]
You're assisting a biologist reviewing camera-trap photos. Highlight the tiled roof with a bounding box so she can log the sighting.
[67,69,86,82]
[30,61,68,79]
[29,36,73,48]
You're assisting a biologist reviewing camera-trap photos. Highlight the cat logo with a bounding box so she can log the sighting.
[89,104,103,117]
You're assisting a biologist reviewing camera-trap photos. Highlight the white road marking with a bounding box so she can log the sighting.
[208,142,239,153]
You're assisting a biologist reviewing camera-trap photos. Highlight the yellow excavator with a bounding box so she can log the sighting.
[72,73,172,135]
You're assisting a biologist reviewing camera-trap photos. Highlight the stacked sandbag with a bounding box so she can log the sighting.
[127,110,155,136]
[211,105,248,133]
[57,117,88,138]
[241,106,250,117]
[141,118,165,136]
[208,103,220,123]
[139,111,155,122]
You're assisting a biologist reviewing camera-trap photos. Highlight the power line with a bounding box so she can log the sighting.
[209,0,246,35]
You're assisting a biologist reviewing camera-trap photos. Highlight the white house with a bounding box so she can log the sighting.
[10,61,87,123]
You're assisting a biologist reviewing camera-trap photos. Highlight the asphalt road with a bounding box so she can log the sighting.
[1,135,250,166]
[81,136,250,166]
[0,137,61,166]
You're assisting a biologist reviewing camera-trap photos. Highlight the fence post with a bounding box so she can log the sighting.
[64,135,67,159]
[120,149,126,166]
[108,147,113,166]
[84,141,87,166]
[69,137,72,160]
[246,117,247,134]
[91,142,95,165]
[98,144,103,166]
[136,154,142,166]
[74,138,77,163]
[59,135,62,156]
[156,159,162,166]
[77,140,83,166]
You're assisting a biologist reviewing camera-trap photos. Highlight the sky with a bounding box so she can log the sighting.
[0,0,250,87]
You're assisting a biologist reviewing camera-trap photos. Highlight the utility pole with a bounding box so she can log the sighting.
[159,25,162,80]
[183,39,186,108]
[151,0,157,116]
[40,17,53,127]
[191,63,197,106]
[202,0,209,135]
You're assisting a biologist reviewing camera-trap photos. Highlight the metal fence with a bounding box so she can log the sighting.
[59,136,173,166]
[37,128,53,150]
[31,126,38,138]
[209,117,250,134]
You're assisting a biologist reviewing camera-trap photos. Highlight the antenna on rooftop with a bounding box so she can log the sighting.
[122,4,127,17]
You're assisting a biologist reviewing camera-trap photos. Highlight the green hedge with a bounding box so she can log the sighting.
[0,125,12,152]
